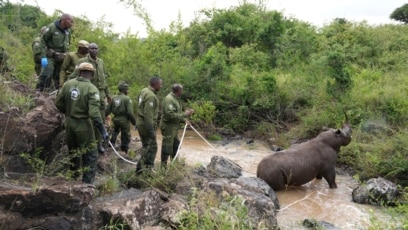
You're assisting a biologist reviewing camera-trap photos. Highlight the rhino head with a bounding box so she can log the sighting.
[336,123,352,146]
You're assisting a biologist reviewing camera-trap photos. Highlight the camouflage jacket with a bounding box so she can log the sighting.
[55,76,102,124]
[59,51,87,86]
[160,92,187,127]
[136,86,159,128]
[32,36,42,61]
[106,93,136,125]
[41,20,71,56]
[72,55,110,97]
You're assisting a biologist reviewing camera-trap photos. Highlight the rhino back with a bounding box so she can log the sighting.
[257,142,338,189]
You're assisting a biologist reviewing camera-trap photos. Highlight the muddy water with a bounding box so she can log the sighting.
[131,128,389,229]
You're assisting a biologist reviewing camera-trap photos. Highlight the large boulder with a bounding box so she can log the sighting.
[352,177,400,206]
[0,81,64,174]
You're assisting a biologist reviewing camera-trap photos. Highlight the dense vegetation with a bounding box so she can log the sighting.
[1,0,407,226]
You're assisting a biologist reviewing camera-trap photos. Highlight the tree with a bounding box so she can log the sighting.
[390,3,408,24]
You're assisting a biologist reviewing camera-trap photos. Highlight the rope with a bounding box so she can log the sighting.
[172,123,188,163]
[177,124,257,175]
[188,124,223,155]
[108,141,138,165]
[278,191,316,212]
[114,123,256,175]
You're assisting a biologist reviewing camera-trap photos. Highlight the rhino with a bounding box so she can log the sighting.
[257,123,352,191]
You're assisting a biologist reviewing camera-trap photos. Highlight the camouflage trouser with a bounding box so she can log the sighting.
[34,59,41,76]
[65,117,98,184]
[94,89,107,146]
[160,124,180,166]
[135,121,157,173]
[110,116,131,152]
[35,57,62,91]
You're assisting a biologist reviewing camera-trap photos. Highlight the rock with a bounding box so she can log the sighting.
[202,176,279,229]
[206,155,242,178]
[0,156,280,229]
[303,218,340,230]
[0,177,95,216]
[93,188,163,229]
[0,177,95,229]
[0,85,65,174]
[159,194,188,226]
[352,177,400,206]
[234,176,280,209]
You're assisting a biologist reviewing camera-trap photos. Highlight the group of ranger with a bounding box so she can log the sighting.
[34,13,193,184]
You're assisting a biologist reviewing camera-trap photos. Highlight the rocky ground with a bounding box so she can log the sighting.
[0,80,281,229]
[0,80,403,230]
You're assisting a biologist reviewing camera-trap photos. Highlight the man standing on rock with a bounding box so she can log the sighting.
[59,40,89,87]
[160,84,194,167]
[105,81,136,154]
[72,43,111,154]
[36,13,74,91]
[135,76,162,174]
[55,62,109,184]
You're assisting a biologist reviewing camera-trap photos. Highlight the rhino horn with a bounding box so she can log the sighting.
[340,123,352,137]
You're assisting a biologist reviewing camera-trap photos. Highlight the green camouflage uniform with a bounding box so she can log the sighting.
[135,85,159,172]
[105,83,136,153]
[32,36,42,76]
[160,92,188,166]
[73,55,110,146]
[36,20,71,91]
[55,76,102,183]
[59,51,87,87]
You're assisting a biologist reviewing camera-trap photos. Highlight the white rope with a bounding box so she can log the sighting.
[278,191,316,212]
[181,124,260,175]
[116,123,256,175]
[108,141,138,165]
[172,123,188,163]
[187,124,223,155]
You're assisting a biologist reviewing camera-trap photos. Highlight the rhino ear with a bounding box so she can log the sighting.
[335,129,347,137]
[335,129,342,135]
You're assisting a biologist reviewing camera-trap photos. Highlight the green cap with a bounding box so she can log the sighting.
[118,82,129,91]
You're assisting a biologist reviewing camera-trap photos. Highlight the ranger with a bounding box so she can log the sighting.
[31,26,47,76]
[59,40,89,87]
[106,81,136,154]
[72,43,111,153]
[36,13,74,91]
[55,62,108,184]
[160,84,194,167]
[135,76,162,174]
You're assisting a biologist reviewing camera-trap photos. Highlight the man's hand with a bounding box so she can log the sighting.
[102,130,109,142]
[185,108,194,116]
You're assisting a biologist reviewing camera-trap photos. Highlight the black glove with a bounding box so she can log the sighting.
[147,124,156,139]
[94,120,109,142]
[102,130,109,142]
